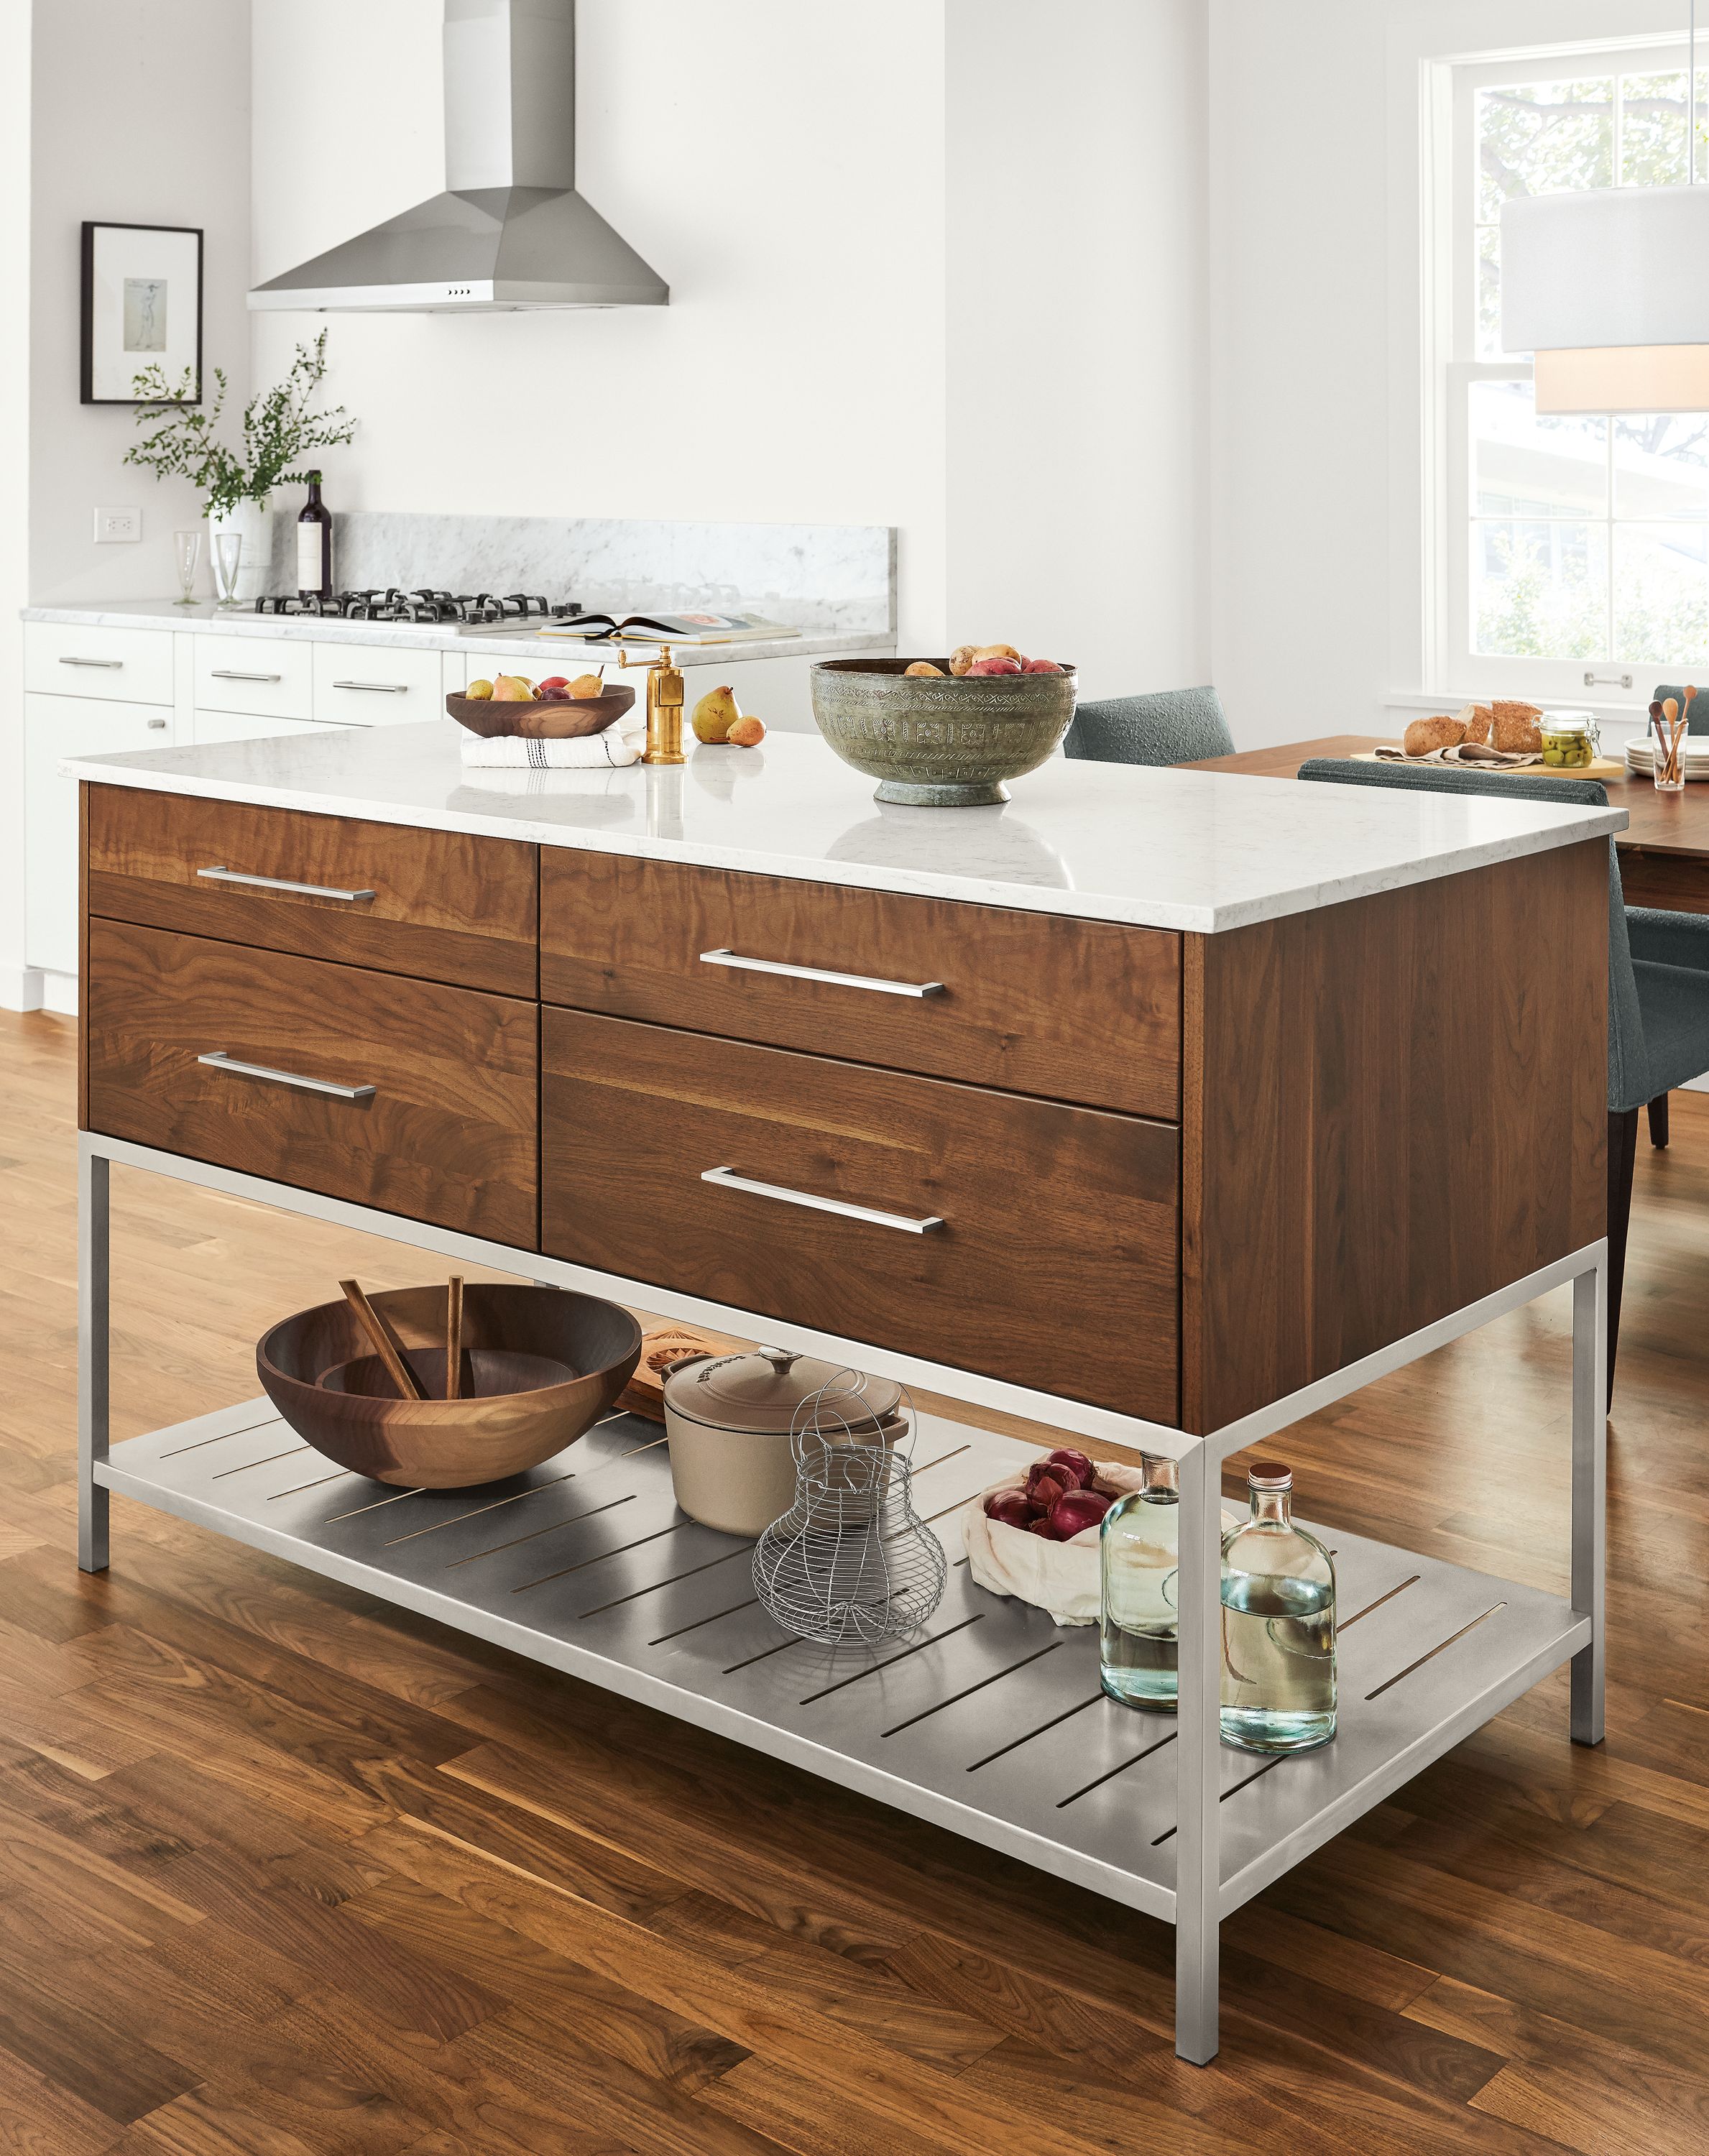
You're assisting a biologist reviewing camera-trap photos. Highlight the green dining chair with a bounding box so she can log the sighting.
[1063,686,1234,767]
[1296,756,1709,1407]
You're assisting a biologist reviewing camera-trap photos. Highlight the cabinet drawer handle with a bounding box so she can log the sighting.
[210,668,284,683]
[59,655,122,668]
[147,719,167,730]
[701,1165,944,1235]
[699,948,945,998]
[197,865,377,902]
[331,679,410,694]
[197,1051,376,1101]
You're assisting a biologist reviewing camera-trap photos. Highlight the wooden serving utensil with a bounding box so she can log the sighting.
[446,1275,464,1401]
[338,1279,427,1401]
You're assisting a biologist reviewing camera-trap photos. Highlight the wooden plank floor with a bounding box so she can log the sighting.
[1,1007,1704,2155]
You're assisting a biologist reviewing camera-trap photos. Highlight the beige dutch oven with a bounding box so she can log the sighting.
[662,1347,906,1537]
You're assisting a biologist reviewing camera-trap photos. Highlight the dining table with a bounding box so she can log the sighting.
[1189,732,1709,915]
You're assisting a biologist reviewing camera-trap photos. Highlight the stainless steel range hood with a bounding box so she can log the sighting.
[249,0,666,314]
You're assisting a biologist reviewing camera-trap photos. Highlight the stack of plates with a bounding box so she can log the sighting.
[1625,733,1709,780]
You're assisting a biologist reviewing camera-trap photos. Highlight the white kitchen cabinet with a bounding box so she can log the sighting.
[24,621,176,706]
[312,641,442,724]
[193,634,314,722]
[190,709,351,746]
[24,694,178,975]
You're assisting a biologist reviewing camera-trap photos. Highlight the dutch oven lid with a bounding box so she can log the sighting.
[663,1347,902,1436]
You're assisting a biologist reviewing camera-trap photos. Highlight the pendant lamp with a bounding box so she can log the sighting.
[1501,7,1709,413]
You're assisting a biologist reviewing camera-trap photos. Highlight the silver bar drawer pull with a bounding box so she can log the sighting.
[59,655,122,668]
[210,668,284,683]
[699,948,945,998]
[331,679,410,694]
[197,865,377,903]
[701,1165,944,1235]
[197,1051,375,1102]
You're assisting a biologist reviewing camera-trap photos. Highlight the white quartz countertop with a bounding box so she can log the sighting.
[61,722,1627,934]
[22,599,890,670]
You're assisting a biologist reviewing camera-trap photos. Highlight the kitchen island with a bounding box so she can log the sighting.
[63,720,1621,2063]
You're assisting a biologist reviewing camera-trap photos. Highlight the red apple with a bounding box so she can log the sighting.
[538,676,570,691]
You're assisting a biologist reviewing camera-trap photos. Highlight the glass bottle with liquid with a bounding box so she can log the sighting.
[296,470,333,601]
[1220,1461,1335,1754]
[1100,1455,1180,1710]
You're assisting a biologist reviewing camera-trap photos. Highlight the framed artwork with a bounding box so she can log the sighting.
[80,221,203,405]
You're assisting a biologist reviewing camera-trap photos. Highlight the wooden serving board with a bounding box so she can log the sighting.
[1355,750,1625,780]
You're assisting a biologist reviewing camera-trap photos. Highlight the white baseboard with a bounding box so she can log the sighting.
[0,965,44,1013]
[40,971,77,1018]
[1682,1073,1709,1094]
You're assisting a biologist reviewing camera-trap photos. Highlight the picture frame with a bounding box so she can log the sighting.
[80,221,203,405]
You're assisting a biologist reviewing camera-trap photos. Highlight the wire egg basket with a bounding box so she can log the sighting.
[752,1368,947,1646]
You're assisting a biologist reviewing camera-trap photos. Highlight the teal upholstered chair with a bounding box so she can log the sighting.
[1296,757,1709,1406]
[1064,686,1234,767]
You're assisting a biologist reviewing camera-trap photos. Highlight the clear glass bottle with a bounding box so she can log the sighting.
[1100,1455,1180,1710]
[1220,1461,1336,1754]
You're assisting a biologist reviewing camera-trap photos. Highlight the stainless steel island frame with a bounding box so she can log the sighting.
[78,1130,1606,2068]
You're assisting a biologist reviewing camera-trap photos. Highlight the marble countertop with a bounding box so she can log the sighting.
[22,599,890,670]
[60,722,1627,934]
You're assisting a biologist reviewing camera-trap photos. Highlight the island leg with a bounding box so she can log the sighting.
[1570,1254,1606,1746]
[1174,1434,1221,2063]
[78,1141,110,1575]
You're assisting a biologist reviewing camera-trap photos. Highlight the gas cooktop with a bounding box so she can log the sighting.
[254,589,583,630]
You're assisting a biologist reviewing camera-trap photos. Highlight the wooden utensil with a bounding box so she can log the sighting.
[446,1274,464,1401]
[338,1279,427,1401]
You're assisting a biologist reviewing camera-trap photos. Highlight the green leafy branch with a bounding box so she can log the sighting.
[124,331,356,519]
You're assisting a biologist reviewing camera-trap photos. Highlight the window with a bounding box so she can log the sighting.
[1440,45,1709,698]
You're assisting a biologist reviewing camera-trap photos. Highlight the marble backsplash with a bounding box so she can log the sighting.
[267,512,894,635]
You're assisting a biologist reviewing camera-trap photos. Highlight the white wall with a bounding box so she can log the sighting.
[28,0,251,604]
[0,0,31,1001]
[946,0,1209,701]
[250,0,951,648]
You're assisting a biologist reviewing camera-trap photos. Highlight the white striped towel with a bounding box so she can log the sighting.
[459,727,643,769]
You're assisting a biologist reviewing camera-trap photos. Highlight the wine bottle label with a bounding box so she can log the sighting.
[297,524,323,594]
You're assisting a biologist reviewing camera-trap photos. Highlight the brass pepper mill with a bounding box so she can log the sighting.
[619,644,686,765]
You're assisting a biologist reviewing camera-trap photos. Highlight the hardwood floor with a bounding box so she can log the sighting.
[2,1005,1704,2154]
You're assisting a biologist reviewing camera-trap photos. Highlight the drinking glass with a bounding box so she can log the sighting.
[172,528,202,607]
[211,530,244,609]
[1653,710,1687,793]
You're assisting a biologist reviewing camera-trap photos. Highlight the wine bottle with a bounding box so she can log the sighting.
[296,471,333,600]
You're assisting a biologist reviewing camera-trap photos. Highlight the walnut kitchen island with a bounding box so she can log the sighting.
[64,720,1623,2063]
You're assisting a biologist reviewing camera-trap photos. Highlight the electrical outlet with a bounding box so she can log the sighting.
[94,505,140,543]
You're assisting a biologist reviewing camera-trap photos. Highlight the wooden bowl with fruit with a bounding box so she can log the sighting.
[446,669,636,740]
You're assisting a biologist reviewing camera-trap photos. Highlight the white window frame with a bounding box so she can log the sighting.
[1430,34,1699,705]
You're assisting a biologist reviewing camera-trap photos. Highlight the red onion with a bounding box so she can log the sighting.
[1026,1515,1056,1537]
[1025,1463,1069,1510]
[1046,1447,1095,1489]
[984,1489,1033,1529]
[1048,1488,1113,1539]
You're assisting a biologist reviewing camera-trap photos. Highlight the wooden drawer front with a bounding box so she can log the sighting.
[312,642,443,724]
[24,621,175,705]
[540,853,1181,1120]
[541,1008,1179,1419]
[86,919,538,1246]
[193,634,314,720]
[86,788,538,998]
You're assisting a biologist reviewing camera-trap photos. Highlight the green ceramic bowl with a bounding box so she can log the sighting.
[810,658,1078,807]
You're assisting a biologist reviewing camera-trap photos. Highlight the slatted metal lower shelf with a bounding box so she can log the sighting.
[98,1402,1588,1923]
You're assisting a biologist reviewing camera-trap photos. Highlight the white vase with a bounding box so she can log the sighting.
[208,499,276,604]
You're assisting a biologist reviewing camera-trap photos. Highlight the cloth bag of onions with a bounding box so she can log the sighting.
[964,1449,1243,1628]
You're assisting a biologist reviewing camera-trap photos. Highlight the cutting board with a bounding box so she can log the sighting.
[1355,750,1626,780]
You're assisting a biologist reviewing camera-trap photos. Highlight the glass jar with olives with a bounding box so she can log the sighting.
[1538,711,1600,768]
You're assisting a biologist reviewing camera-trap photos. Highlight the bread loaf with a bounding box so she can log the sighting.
[1404,714,1467,756]
[1491,701,1543,753]
[1460,702,1493,745]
